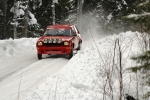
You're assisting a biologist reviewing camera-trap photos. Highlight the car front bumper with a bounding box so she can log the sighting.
[36,46,72,54]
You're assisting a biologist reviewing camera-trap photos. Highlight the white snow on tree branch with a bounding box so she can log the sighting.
[10,1,25,16]
[29,12,37,25]
[38,0,42,7]
[54,0,58,3]
[126,14,138,18]
[122,0,127,5]
[10,1,38,25]
[126,13,150,19]
[138,0,149,7]
[107,13,113,23]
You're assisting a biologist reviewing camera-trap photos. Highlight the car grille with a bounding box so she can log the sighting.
[43,42,64,47]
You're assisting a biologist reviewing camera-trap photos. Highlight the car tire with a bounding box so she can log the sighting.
[77,42,81,50]
[69,48,73,59]
[38,54,42,60]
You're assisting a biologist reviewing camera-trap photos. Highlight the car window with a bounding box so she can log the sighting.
[73,26,78,33]
[74,25,80,34]
[71,26,77,36]
[44,29,71,36]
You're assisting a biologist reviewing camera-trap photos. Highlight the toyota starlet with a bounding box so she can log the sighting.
[36,24,82,60]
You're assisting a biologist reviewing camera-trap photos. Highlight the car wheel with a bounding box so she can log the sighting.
[69,48,73,59]
[77,42,81,50]
[38,54,42,60]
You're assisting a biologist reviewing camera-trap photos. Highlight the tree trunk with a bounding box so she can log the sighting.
[77,0,83,32]
[2,0,7,39]
[22,0,28,37]
[118,39,123,100]
[52,0,55,25]
[13,0,17,39]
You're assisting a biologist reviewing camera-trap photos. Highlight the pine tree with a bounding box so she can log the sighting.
[9,0,42,38]
[0,0,145,38]
[129,51,150,99]
[124,1,150,99]
[123,0,150,32]
[64,0,78,23]
[82,0,141,33]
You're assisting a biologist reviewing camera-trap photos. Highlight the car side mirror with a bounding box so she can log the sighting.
[73,34,77,36]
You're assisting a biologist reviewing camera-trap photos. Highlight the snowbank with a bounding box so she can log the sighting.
[0,38,38,58]
[23,31,150,100]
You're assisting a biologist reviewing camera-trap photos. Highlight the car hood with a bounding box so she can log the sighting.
[38,36,74,42]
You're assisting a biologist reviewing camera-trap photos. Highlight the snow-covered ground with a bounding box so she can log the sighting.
[0,38,69,100]
[0,31,149,100]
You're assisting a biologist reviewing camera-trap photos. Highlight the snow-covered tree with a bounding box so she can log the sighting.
[62,0,78,23]
[124,0,150,32]
[10,0,41,38]
[82,0,142,34]
[129,50,150,99]
[123,1,150,99]
[0,0,146,39]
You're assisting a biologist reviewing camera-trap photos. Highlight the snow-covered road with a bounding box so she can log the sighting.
[0,54,69,100]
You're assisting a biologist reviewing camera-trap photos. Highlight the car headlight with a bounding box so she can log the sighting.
[57,38,62,43]
[48,38,53,43]
[37,41,43,46]
[53,38,57,43]
[64,42,69,45]
[43,39,48,43]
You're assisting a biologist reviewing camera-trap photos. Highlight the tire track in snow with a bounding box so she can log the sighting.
[0,54,69,100]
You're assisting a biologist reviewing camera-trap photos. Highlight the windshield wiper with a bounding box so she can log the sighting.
[44,34,55,36]
[55,34,69,36]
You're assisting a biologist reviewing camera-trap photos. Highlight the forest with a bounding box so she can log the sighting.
[0,0,146,39]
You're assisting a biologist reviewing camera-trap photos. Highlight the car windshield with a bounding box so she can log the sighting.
[44,29,71,36]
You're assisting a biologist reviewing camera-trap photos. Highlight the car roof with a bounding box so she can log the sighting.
[46,24,75,29]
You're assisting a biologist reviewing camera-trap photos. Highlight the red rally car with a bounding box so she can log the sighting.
[36,24,82,60]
